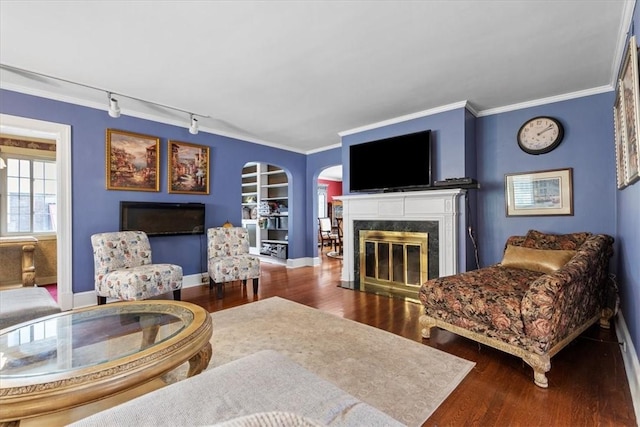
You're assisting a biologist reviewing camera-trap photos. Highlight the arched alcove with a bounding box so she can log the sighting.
[242,162,290,263]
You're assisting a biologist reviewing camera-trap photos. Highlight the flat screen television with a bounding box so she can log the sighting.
[349,130,432,192]
[120,201,205,236]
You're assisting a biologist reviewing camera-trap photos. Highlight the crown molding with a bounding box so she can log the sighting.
[476,85,614,117]
[0,82,309,154]
[338,101,470,137]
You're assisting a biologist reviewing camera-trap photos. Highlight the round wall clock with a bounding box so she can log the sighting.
[517,116,564,155]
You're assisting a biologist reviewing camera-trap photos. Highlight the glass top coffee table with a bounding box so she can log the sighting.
[0,300,212,426]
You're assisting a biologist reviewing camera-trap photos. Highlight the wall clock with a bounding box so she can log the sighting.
[517,116,564,155]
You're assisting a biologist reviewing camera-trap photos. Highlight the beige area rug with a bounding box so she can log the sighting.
[207,297,475,426]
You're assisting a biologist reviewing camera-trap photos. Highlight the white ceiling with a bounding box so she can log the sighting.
[0,1,633,157]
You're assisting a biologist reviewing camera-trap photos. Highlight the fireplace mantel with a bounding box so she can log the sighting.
[335,189,465,289]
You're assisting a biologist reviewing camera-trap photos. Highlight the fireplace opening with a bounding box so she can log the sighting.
[359,230,428,302]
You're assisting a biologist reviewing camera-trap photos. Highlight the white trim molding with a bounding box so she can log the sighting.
[615,312,640,423]
[336,189,465,287]
[0,114,73,311]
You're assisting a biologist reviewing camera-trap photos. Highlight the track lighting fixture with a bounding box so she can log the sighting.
[107,92,121,118]
[189,114,199,135]
[0,63,210,131]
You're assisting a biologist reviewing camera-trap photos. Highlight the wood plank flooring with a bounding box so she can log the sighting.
[182,252,637,426]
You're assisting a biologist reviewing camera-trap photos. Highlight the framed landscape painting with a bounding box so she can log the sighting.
[106,129,160,191]
[505,168,573,217]
[618,35,640,186]
[168,140,210,194]
[614,85,628,189]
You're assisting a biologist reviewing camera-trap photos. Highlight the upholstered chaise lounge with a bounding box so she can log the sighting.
[419,230,614,388]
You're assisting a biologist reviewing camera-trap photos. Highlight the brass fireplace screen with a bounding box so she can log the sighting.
[359,230,428,301]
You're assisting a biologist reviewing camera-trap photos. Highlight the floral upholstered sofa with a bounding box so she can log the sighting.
[419,230,614,388]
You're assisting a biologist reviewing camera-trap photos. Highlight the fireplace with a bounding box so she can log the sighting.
[359,230,428,301]
[335,189,465,297]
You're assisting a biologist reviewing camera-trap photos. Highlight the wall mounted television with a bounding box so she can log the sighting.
[349,129,432,193]
[120,201,206,236]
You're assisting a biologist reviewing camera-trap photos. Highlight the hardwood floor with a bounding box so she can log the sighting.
[182,253,637,426]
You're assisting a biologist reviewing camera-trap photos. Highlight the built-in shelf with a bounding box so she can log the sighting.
[242,163,289,261]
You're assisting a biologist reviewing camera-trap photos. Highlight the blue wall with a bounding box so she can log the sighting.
[2,46,637,359]
[616,0,640,362]
[0,89,307,294]
[340,107,475,271]
[341,91,630,355]
[341,108,469,193]
[306,147,341,257]
[476,93,616,264]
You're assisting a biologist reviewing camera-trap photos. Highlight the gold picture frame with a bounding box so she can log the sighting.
[618,35,640,186]
[168,140,210,194]
[614,84,628,189]
[505,168,573,217]
[106,129,160,191]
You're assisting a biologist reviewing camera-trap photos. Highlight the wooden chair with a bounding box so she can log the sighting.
[335,217,343,254]
[318,217,338,251]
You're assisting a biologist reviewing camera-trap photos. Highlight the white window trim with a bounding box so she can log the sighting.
[1,153,57,236]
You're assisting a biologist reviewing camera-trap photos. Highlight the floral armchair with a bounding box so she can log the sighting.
[91,231,183,305]
[419,230,614,388]
[207,227,260,299]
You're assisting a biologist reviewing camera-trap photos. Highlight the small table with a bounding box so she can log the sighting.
[0,300,212,426]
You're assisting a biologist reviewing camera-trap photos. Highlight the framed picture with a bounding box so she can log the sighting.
[168,140,210,194]
[505,168,573,216]
[618,35,640,185]
[614,84,628,189]
[106,129,160,191]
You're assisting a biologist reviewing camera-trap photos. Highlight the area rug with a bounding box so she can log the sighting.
[208,297,474,426]
[326,250,343,259]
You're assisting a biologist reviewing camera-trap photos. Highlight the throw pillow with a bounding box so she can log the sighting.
[521,229,591,250]
[501,245,576,274]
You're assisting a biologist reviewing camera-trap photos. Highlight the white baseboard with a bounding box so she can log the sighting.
[615,312,639,425]
[287,257,314,268]
[182,273,208,288]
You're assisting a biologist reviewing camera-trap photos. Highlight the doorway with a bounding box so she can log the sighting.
[0,114,73,310]
[317,165,343,259]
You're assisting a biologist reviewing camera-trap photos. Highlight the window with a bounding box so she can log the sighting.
[1,155,57,235]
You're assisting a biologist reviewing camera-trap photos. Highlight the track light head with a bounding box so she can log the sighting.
[189,114,199,135]
[107,92,121,118]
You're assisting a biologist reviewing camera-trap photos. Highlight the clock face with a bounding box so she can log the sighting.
[517,116,564,154]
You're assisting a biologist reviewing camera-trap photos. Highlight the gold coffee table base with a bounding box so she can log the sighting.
[0,301,212,426]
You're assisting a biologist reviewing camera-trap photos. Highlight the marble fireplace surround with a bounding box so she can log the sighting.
[335,189,465,290]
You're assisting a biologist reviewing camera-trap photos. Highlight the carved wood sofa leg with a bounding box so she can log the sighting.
[522,353,551,388]
[599,308,613,329]
[419,315,436,339]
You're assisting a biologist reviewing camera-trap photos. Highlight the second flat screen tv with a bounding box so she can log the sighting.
[349,130,432,193]
[120,202,205,236]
